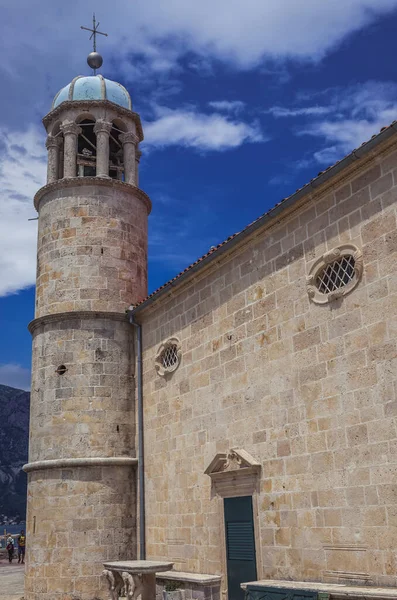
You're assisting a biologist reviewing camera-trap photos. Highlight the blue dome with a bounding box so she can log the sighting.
[52,75,132,110]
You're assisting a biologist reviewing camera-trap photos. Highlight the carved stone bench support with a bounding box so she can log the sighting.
[103,560,174,600]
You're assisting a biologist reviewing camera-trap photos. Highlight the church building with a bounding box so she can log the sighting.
[24,47,397,600]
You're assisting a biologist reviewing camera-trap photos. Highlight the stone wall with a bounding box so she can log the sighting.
[26,172,147,600]
[140,139,397,589]
[25,465,136,600]
[26,314,137,600]
[34,179,149,317]
[29,315,135,461]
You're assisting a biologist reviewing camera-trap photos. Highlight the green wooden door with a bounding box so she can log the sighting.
[224,496,257,600]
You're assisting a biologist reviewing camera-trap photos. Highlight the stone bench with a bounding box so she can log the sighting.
[156,571,222,600]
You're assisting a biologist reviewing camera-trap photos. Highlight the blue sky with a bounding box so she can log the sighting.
[2,0,397,389]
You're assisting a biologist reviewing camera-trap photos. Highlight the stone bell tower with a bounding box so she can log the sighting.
[24,59,150,600]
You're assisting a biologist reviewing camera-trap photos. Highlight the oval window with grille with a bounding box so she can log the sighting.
[162,344,179,370]
[155,338,181,377]
[307,244,363,304]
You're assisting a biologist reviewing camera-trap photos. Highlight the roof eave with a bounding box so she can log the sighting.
[132,122,397,316]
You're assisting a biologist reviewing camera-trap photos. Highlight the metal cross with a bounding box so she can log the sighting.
[81,13,108,52]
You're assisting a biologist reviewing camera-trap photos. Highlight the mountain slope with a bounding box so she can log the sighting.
[0,384,30,523]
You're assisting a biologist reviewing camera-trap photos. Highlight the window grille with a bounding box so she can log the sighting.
[161,344,179,369]
[316,255,356,294]
[155,338,181,376]
[306,244,363,305]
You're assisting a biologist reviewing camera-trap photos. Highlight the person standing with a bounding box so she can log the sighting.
[17,530,25,564]
[6,535,14,563]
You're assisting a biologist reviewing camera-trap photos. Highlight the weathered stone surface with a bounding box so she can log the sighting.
[26,101,147,600]
[139,148,397,588]
[35,181,148,317]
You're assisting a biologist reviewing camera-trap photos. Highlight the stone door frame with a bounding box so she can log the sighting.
[205,449,263,600]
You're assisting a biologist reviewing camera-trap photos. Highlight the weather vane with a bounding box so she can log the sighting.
[81,13,108,74]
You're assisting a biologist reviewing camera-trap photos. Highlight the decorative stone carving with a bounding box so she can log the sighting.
[155,337,181,377]
[122,572,143,600]
[45,135,62,149]
[103,569,124,600]
[103,561,174,600]
[306,243,364,305]
[120,132,140,145]
[205,448,261,497]
[223,449,243,471]
[102,570,143,600]
[94,120,113,135]
[60,121,82,137]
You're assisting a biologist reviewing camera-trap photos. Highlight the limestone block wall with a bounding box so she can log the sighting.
[34,179,149,317]
[140,140,397,588]
[29,315,135,461]
[25,314,136,600]
[26,172,149,600]
[25,466,135,600]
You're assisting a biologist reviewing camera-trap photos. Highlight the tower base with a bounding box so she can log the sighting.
[25,461,136,600]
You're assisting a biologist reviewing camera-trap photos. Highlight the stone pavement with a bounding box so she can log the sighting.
[0,560,25,600]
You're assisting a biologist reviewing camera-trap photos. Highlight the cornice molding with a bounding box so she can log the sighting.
[42,99,144,141]
[34,176,152,214]
[205,448,261,498]
[23,456,138,473]
[28,310,129,334]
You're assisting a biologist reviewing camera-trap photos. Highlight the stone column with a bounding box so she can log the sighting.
[135,149,142,188]
[141,574,156,600]
[120,132,139,185]
[60,121,81,178]
[45,135,62,183]
[94,120,113,178]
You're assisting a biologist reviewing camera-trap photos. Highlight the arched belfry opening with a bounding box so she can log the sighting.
[109,120,126,180]
[77,118,97,177]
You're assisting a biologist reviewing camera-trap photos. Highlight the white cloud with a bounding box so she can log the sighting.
[303,118,388,152]
[0,107,262,297]
[268,106,332,118]
[0,364,31,391]
[0,126,45,296]
[300,81,397,163]
[1,0,397,125]
[143,107,264,151]
[107,0,397,68]
[268,81,397,166]
[208,100,246,115]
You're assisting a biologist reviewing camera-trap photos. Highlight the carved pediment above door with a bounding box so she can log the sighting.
[204,449,261,497]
